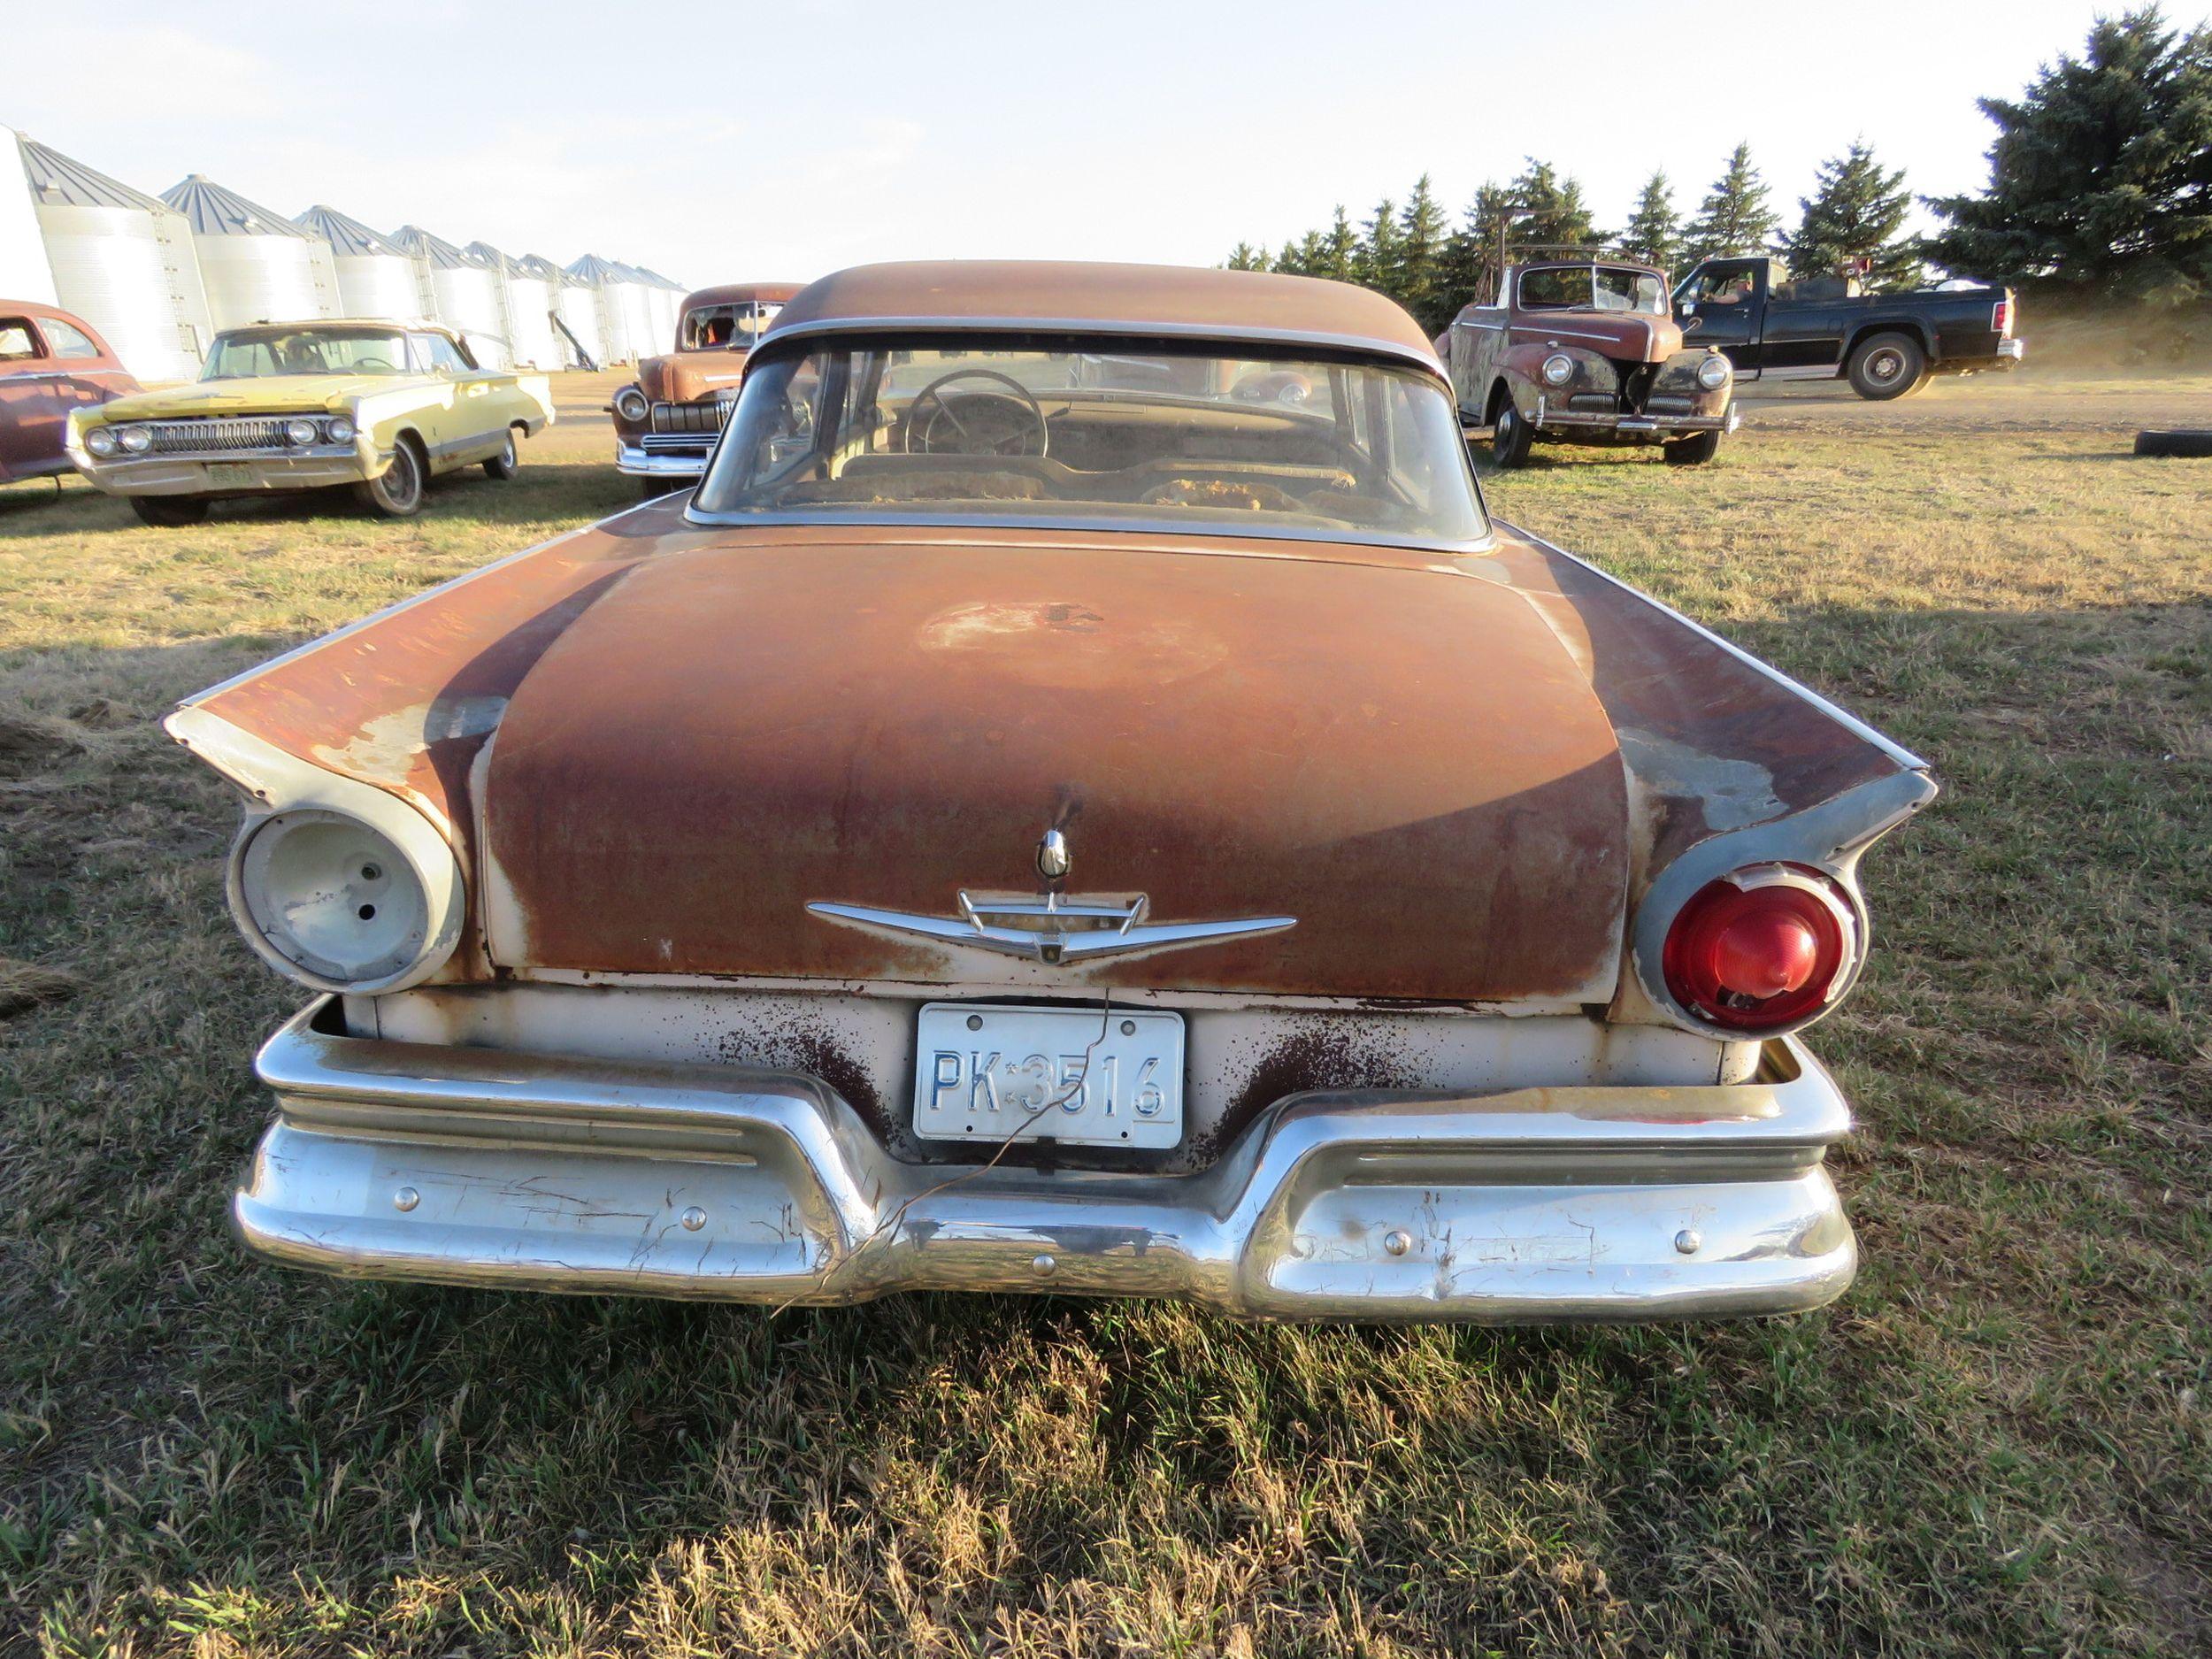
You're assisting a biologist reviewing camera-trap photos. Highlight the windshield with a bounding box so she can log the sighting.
[1517,265,1667,315]
[691,337,1487,546]
[203,327,414,379]
[682,302,784,350]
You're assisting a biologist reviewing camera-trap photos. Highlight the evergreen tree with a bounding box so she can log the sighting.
[1922,7,2212,302]
[1396,174,1453,330]
[1782,141,1922,289]
[1684,142,1782,263]
[1317,206,1360,282]
[1225,242,1267,272]
[1358,196,1405,299]
[1617,171,1682,272]
[1508,158,1602,253]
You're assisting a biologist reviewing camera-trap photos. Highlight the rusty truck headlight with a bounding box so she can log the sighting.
[1541,354,1574,387]
[1697,354,1732,390]
[614,386,649,423]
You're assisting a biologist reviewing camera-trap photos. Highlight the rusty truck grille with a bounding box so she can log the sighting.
[1567,395,1617,412]
[639,434,715,455]
[1644,395,1694,414]
[145,418,291,456]
[649,400,734,435]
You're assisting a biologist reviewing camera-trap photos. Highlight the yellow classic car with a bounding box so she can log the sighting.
[66,319,555,525]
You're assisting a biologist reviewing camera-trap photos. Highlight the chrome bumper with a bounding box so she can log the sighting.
[71,448,373,496]
[1535,396,1741,439]
[615,440,709,480]
[233,1000,1858,1322]
[1996,338,2025,363]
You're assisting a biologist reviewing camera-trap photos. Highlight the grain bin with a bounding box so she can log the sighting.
[609,261,664,358]
[531,256,605,367]
[296,205,432,319]
[565,254,635,364]
[390,226,510,366]
[467,241,558,370]
[163,174,338,334]
[1,127,58,305]
[19,138,214,381]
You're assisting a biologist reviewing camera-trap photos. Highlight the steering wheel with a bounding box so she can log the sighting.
[902,368,1050,458]
[353,357,396,372]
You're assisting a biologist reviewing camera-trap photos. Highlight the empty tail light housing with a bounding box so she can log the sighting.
[1660,863,1859,1033]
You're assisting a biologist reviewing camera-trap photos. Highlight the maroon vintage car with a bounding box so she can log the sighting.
[1443,260,1737,467]
[169,261,1930,1322]
[0,300,140,485]
[610,281,803,493]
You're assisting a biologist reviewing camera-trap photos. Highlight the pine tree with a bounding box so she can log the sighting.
[1396,174,1452,330]
[1618,171,1681,273]
[1317,206,1360,282]
[1782,142,1923,289]
[1508,158,1602,254]
[1684,143,1781,263]
[1225,242,1268,272]
[1358,196,1405,300]
[1922,8,2212,302]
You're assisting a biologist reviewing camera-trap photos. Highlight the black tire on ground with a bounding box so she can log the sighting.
[354,436,426,517]
[1663,430,1723,466]
[638,477,686,499]
[129,495,211,526]
[1846,332,1928,400]
[482,430,519,480]
[2134,428,2212,457]
[1492,403,1534,468]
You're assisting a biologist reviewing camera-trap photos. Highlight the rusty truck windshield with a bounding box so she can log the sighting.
[1518,265,1667,315]
[691,337,1488,546]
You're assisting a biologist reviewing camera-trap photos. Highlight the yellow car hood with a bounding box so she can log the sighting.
[88,375,422,422]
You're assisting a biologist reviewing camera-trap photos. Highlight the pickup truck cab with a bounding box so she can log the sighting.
[1672,257,2023,400]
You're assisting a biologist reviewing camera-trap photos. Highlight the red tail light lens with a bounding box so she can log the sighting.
[1661,864,1858,1032]
[1992,297,2013,336]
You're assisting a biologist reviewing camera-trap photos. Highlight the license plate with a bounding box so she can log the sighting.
[913,1002,1184,1148]
[205,463,255,488]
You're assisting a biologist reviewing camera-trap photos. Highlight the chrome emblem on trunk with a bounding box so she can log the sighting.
[1036,827,1071,880]
[807,889,1294,966]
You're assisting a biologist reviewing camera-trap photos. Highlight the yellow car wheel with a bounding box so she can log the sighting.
[354,438,425,518]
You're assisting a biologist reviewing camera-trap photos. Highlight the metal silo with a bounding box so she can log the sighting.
[533,256,605,367]
[565,254,634,364]
[1,127,58,304]
[162,174,337,333]
[492,248,563,371]
[295,205,430,319]
[611,261,664,358]
[19,138,213,382]
[639,267,687,352]
[390,226,509,365]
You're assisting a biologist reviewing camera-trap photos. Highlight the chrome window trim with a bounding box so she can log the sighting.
[680,503,1496,557]
[757,315,1445,375]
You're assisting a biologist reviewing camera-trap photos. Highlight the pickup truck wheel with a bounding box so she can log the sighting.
[482,431,519,480]
[1847,333,1927,400]
[1663,431,1722,466]
[353,437,425,518]
[129,495,211,527]
[1492,404,1534,468]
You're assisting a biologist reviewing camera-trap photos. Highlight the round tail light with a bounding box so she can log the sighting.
[1660,864,1858,1032]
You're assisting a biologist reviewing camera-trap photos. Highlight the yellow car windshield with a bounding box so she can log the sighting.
[204,328,412,379]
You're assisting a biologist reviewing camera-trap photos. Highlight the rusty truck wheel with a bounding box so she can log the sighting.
[1847,333,1927,400]
[1663,430,1722,466]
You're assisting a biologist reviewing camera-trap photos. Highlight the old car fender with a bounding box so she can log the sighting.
[1501,342,1617,419]
[1652,349,1735,414]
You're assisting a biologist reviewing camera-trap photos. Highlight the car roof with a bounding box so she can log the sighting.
[764,260,1440,370]
[681,282,807,311]
[211,317,465,339]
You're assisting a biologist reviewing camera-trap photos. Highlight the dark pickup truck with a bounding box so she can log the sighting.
[1671,257,2023,400]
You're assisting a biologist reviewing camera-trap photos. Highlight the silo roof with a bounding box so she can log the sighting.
[565,254,626,285]
[161,173,314,237]
[518,253,577,284]
[390,225,471,270]
[637,266,687,289]
[463,241,521,276]
[296,204,403,258]
[20,137,172,213]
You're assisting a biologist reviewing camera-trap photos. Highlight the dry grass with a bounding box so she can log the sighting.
[2,371,2208,1657]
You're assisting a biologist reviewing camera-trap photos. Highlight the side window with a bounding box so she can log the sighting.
[1691,267,1756,307]
[0,319,42,361]
[41,319,104,359]
[411,333,470,373]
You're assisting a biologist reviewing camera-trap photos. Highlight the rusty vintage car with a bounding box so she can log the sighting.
[611,281,803,493]
[169,261,1932,1322]
[1,299,140,486]
[1444,259,1738,467]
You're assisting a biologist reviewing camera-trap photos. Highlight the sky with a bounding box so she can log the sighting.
[6,0,2192,287]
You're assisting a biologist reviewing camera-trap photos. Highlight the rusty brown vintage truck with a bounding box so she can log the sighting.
[610,281,803,493]
[1443,259,1738,467]
[170,261,1931,1322]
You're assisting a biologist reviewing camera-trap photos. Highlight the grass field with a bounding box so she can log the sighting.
[3,369,2208,1656]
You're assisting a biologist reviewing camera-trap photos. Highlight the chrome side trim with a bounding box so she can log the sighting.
[231,1001,1860,1322]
